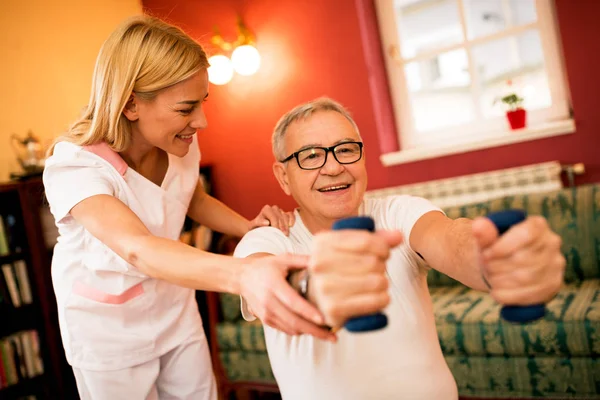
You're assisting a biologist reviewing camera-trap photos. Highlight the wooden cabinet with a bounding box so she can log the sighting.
[0,178,76,399]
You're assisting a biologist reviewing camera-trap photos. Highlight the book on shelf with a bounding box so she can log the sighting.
[0,268,12,307]
[13,261,32,305]
[1,260,33,308]
[0,216,8,257]
[0,330,44,390]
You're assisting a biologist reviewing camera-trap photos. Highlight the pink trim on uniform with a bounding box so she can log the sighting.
[73,281,144,304]
[84,143,128,176]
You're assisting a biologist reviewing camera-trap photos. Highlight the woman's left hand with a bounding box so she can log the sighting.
[249,205,295,236]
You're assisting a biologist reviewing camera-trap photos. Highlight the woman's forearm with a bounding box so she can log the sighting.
[69,193,246,293]
[126,234,245,294]
[188,185,249,237]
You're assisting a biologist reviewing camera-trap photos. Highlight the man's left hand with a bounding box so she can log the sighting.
[472,215,566,306]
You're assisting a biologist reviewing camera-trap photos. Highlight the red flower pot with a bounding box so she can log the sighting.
[506,108,527,130]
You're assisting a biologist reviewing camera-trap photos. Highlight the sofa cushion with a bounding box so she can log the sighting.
[219,293,242,322]
[432,279,600,358]
[216,319,266,352]
[446,355,600,399]
[429,183,600,287]
[218,350,275,383]
[217,280,600,358]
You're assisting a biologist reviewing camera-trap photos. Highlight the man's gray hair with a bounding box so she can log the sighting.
[272,97,361,161]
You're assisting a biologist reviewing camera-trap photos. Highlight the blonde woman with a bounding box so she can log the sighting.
[43,15,332,400]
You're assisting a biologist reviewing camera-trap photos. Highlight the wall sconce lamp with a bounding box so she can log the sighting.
[207,17,261,85]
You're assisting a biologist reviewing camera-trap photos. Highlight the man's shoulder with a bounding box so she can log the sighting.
[234,227,294,258]
[364,194,442,230]
[365,194,427,206]
[364,194,429,215]
[242,226,289,240]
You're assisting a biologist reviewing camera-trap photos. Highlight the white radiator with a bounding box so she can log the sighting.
[365,161,565,209]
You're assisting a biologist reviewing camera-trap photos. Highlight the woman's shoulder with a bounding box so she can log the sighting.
[49,140,82,158]
[44,140,123,182]
[48,141,116,167]
[47,140,101,165]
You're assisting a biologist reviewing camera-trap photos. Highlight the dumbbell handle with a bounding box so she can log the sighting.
[487,210,546,323]
[332,216,388,332]
[332,211,545,327]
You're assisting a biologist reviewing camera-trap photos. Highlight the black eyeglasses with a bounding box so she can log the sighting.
[280,141,363,170]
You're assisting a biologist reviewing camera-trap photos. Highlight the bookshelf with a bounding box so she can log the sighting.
[0,178,74,400]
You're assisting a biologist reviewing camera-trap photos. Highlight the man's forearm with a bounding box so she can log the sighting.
[439,218,490,291]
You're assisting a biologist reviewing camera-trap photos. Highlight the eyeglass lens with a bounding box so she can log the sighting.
[297,142,361,169]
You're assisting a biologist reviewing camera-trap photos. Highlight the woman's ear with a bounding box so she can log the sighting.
[122,93,139,121]
[273,162,292,196]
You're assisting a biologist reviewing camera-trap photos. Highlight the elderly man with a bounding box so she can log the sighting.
[233,97,565,400]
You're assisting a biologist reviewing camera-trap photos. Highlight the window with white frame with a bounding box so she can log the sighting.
[375,0,573,162]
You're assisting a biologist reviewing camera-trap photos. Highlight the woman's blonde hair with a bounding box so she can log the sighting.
[48,15,208,155]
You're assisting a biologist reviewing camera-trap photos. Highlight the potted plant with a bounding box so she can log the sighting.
[495,93,526,130]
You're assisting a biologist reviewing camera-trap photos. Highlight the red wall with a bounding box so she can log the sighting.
[142,0,596,219]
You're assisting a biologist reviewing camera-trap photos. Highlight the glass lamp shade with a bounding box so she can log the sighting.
[207,55,234,85]
[231,45,261,76]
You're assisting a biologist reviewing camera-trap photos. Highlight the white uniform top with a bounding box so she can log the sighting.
[43,137,205,371]
[234,196,458,400]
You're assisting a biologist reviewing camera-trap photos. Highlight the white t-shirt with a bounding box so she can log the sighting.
[234,196,458,400]
[43,138,205,371]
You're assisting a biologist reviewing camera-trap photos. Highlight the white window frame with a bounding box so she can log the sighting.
[375,0,575,166]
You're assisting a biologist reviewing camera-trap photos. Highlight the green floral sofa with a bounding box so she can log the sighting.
[207,183,600,399]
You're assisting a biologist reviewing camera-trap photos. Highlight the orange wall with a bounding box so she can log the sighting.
[1,0,142,182]
[142,0,595,219]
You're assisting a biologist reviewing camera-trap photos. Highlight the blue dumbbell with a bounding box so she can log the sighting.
[332,216,388,332]
[487,209,546,323]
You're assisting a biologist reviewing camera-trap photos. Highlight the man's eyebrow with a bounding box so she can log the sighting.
[296,143,321,152]
[176,93,208,105]
[333,137,358,145]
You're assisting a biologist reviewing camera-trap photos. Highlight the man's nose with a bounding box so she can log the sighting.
[320,151,344,175]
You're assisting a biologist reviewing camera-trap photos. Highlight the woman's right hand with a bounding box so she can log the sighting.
[248,205,295,236]
[239,254,336,342]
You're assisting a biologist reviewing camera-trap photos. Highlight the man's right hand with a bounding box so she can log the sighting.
[239,254,337,342]
[308,229,403,328]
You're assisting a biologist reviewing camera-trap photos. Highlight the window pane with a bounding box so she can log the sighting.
[405,48,476,133]
[464,0,537,40]
[472,29,552,118]
[394,0,463,59]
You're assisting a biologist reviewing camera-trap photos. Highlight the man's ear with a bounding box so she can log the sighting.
[122,93,139,122]
[273,162,292,196]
